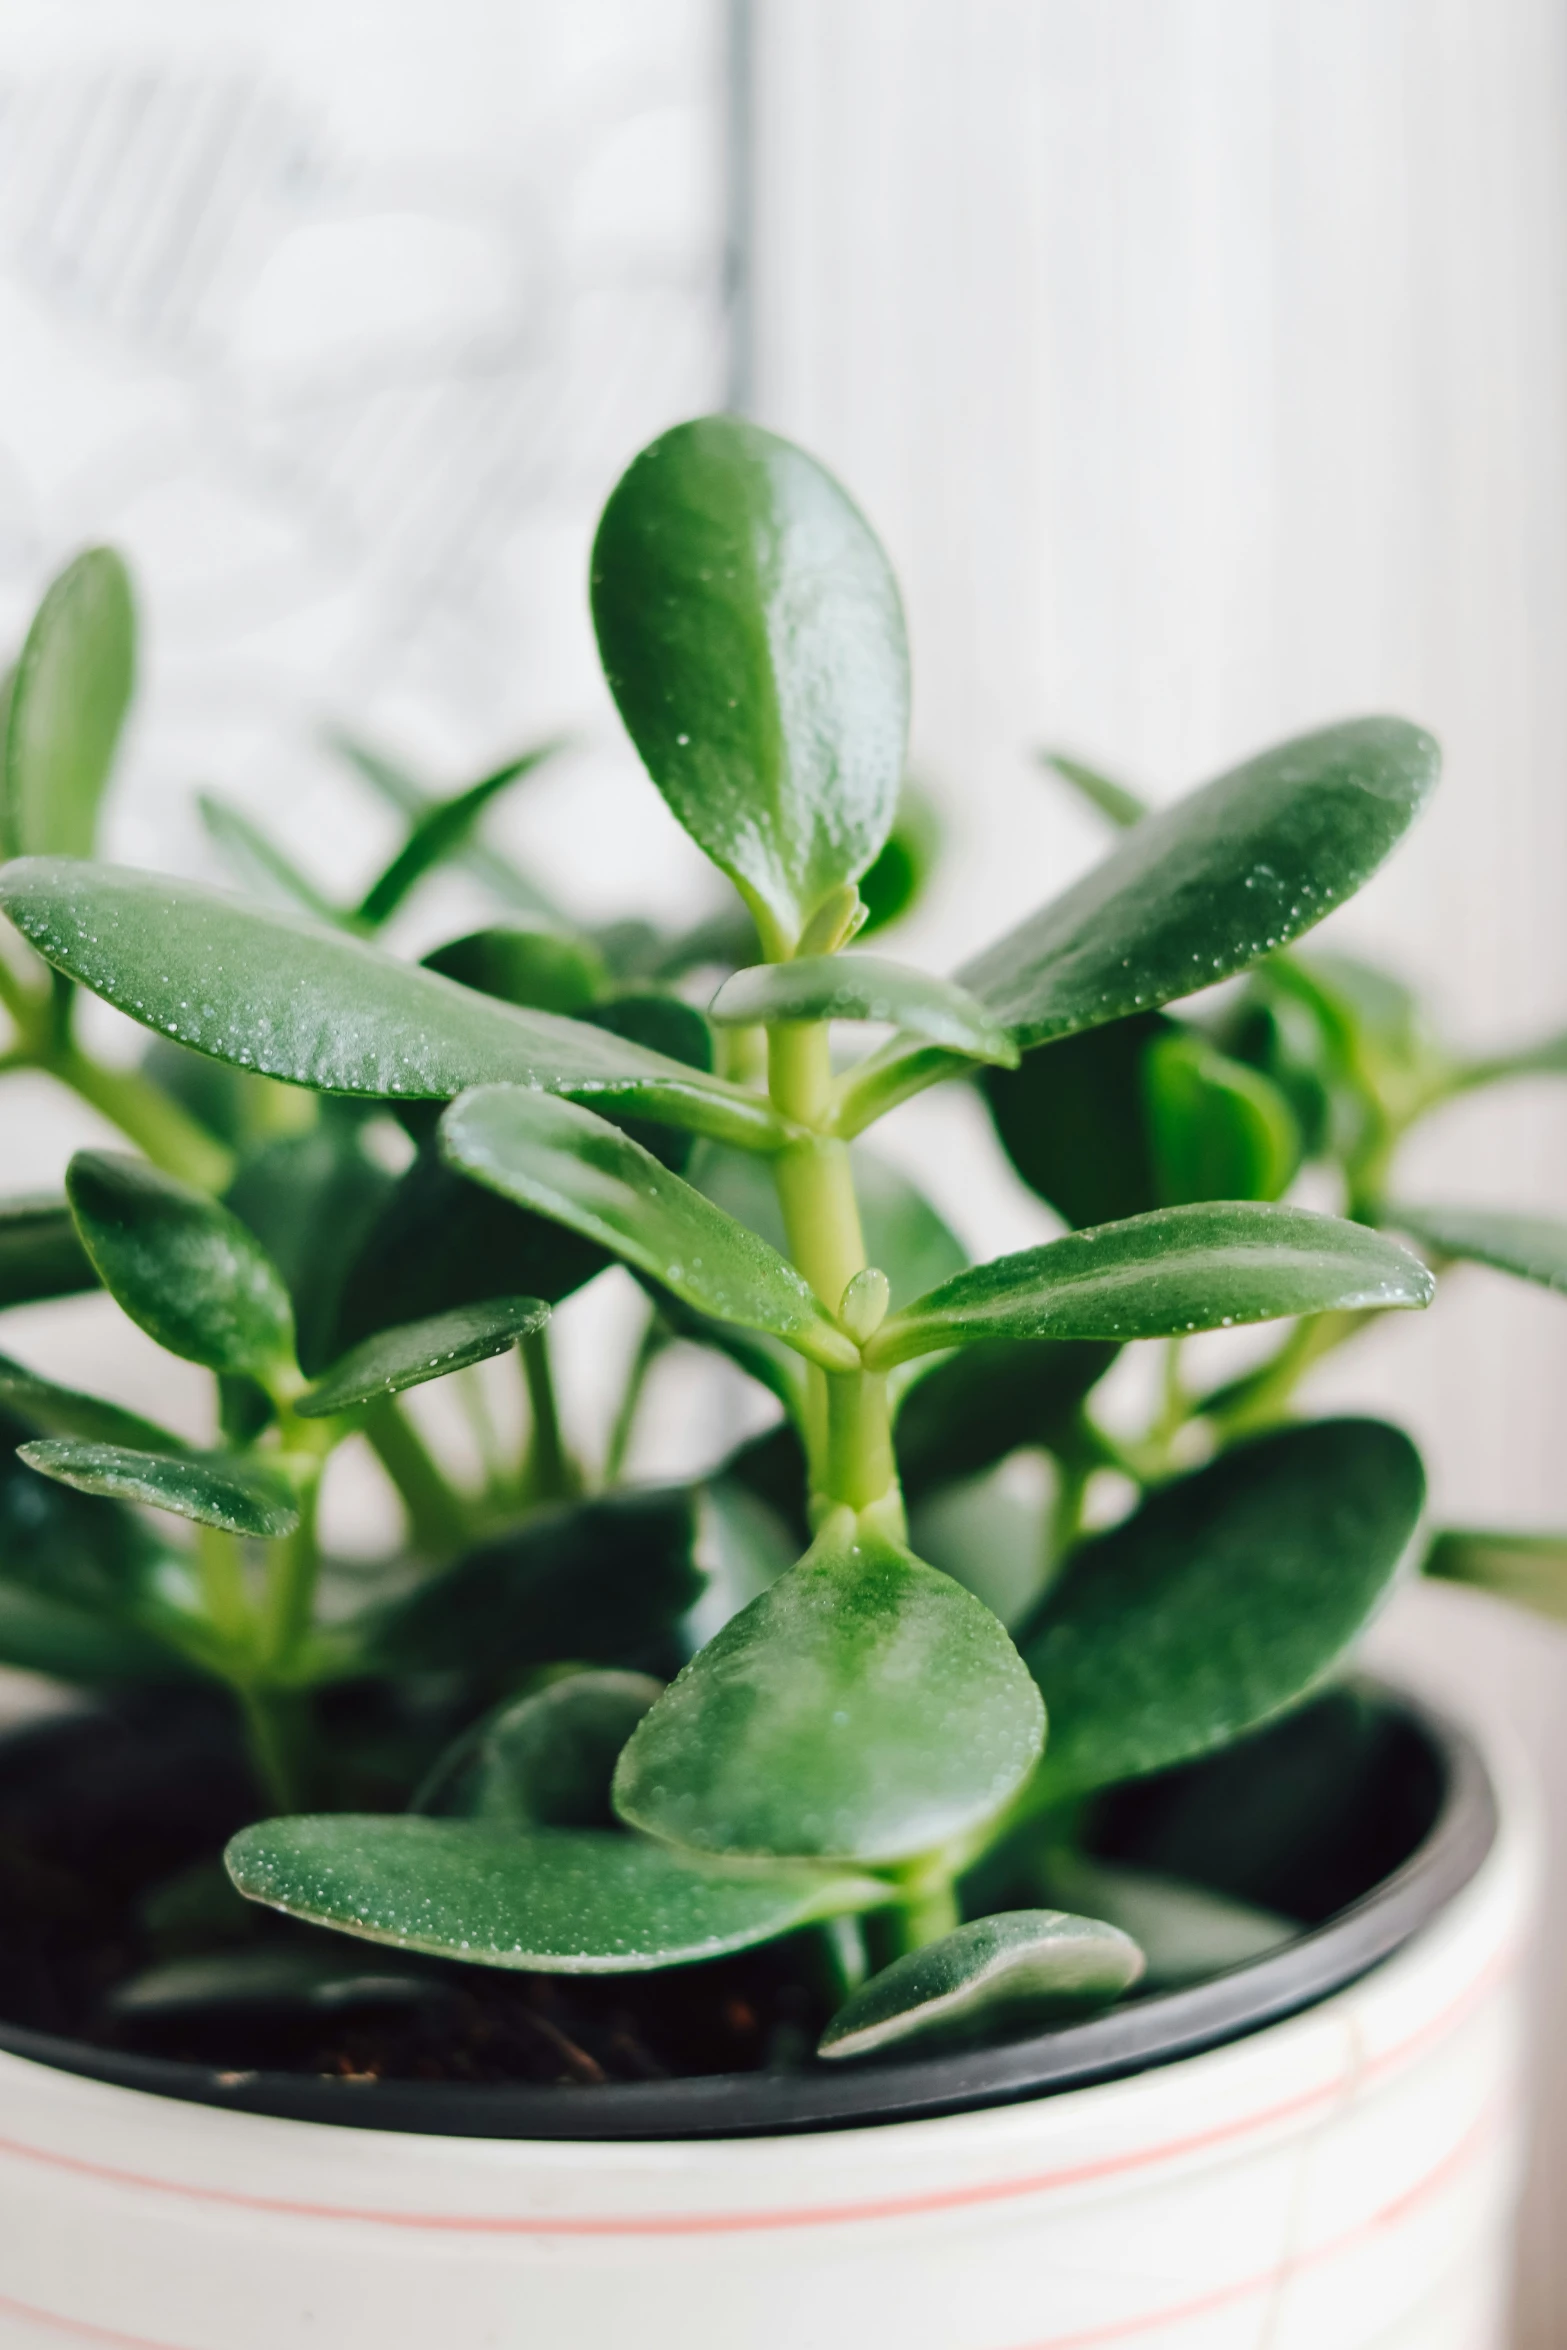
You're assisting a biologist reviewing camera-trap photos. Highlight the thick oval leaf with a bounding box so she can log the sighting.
[371,1486,705,1677]
[297,1297,549,1419]
[1388,1203,1567,1294]
[858,785,941,935]
[710,955,1017,1065]
[423,925,606,1016]
[441,1088,858,1372]
[838,719,1437,1130]
[893,1340,1119,1499]
[18,1438,300,1539]
[3,549,135,859]
[226,1817,888,1972]
[963,719,1437,1044]
[983,1014,1168,1229]
[613,1521,1044,1864]
[818,1909,1143,2061]
[1426,1528,1567,1623]
[1019,1419,1426,1800]
[0,862,782,1149]
[415,1672,662,1828]
[0,1580,182,1683]
[67,1150,296,1382]
[591,416,908,944]
[110,1946,442,2024]
[0,1351,186,1454]
[1143,1031,1301,1206]
[0,1195,97,1310]
[864,1202,1434,1369]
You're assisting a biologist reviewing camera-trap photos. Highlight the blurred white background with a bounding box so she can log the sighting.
[2,3,1566,2339]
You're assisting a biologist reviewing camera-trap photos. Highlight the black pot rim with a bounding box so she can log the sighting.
[0,1677,1496,2142]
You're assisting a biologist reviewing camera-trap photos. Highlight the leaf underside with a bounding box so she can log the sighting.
[818,1908,1144,2060]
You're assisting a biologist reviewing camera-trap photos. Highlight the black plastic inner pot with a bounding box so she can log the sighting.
[0,1676,1494,2140]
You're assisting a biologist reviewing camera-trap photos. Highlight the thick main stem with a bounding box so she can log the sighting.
[767,1021,902,1528]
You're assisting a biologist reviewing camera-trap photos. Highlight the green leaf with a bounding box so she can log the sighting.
[197,795,344,926]
[326,728,566,922]
[688,1139,967,1313]
[591,415,908,945]
[110,1946,439,2023]
[1425,1528,1567,1622]
[1018,1419,1426,1800]
[329,1142,605,1359]
[1387,1203,1567,1294]
[983,1015,1168,1229]
[2,549,135,859]
[226,1816,889,1973]
[857,785,941,936]
[838,718,1437,1128]
[865,1202,1434,1369]
[710,954,1018,1065]
[224,1119,397,1377]
[818,1909,1143,2061]
[356,746,558,929]
[440,1088,858,1373]
[422,925,607,1016]
[298,1297,549,1418]
[0,1350,187,1453]
[1143,1030,1301,1206]
[0,862,783,1150]
[18,1438,300,1539]
[1038,749,1149,829]
[370,1486,705,1677]
[894,1340,1118,1499]
[414,1671,662,1828]
[66,1150,296,1382]
[612,1519,1044,1863]
[0,1195,98,1310]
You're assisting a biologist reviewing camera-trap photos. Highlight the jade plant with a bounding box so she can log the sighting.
[0,416,1564,2070]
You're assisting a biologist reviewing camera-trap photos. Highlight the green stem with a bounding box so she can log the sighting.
[47,1047,234,1191]
[886,1875,961,1954]
[364,1396,470,1555]
[520,1329,578,1502]
[194,1524,253,1651]
[603,1310,666,1487]
[237,1685,307,1813]
[261,1472,323,1674]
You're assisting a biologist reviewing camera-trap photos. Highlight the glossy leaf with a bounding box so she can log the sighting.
[197,794,343,926]
[415,1671,662,1828]
[0,862,782,1150]
[298,1297,548,1418]
[0,1196,97,1310]
[441,1088,858,1372]
[67,1150,296,1382]
[893,1340,1118,1499]
[1388,1203,1567,1294]
[0,1351,187,1454]
[1426,1528,1567,1623]
[110,1946,440,2023]
[2,549,134,859]
[1038,749,1149,830]
[356,745,557,928]
[1143,1030,1301,1206]
[818,1909,1143,2061]
[858,785,941,935]
[226,1816,889,1973]
[1019,1420,1426,1800]
[0,1408,180,1684]
[422,925,606,1016]
[613,1520,1044,1863]
[371,1486,705,1676]
[865,1202,1433,1369]
[591,415,908,943]
[18,1438,300,1539]
[839,718,1438,1127]
[711,955,1017,1064]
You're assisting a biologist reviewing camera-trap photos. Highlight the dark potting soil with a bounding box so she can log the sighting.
[0,1684,1441,2090]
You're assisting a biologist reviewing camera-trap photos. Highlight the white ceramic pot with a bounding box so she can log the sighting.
[0,1694,1535,2350]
